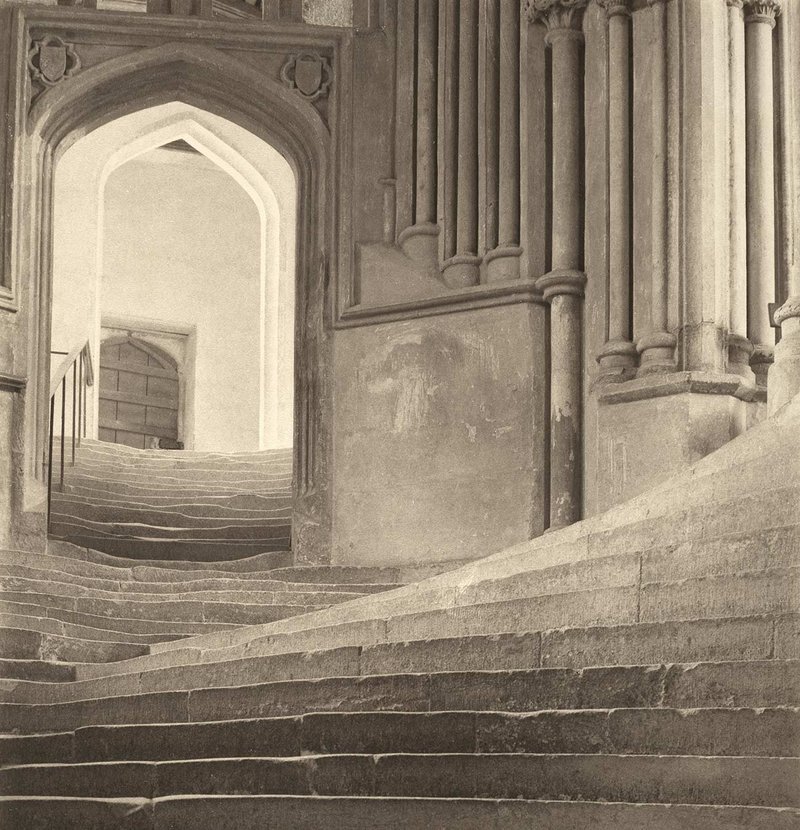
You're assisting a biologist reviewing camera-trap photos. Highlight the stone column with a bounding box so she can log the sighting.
[398,0,440,267]
[727,0,754,379]
[528,0,588,530]
[486,0,522,282]
[637,0,676,373]
[744,0,781,384]
[441,0,459,263]
[596,0,637,380]
[442,0,481,288]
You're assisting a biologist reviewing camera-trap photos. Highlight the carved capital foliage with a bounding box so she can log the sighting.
[27,36,81,89]
[525,0,590,30]
[597,0,631,18]
[774,296,800,327]
[280,52,332,101]
[726,0,745,9]
[743,0,782,25]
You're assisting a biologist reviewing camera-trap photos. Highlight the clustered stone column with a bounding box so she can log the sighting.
[485,0,522,282]
[442,0,482,287]
[528,0,588,530]
[727,0,754,379]
[744,0,781,384]
[596,0,637,380]
[637,0,676,374]
[398,0,440,268]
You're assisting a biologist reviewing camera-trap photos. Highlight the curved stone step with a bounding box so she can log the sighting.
[0,578,367,607]
[0,626,149,662]
[2,706,797,766]
[1,659,796,733]
[48,537,291,561]
[0,563,399,596]
[0,795,796,830]
[1,753,797,806]
[0,659,78,682]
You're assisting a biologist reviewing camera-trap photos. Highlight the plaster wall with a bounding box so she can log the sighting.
[102,150,262,452]
[331,304,548,567]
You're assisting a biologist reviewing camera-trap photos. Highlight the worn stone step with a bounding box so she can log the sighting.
[146,561,800,663]
[2,795,797,830]
[0,564,396,597]
[1,660,796,733]
[49,517,292,542]
[1,707,797,766]
[0,602,238,637]
[0,613,178,646]
[50,501,293,527]
[0,593,329,627]
[77,615,800,692]
[1,753,798,806]
[0,626,149,663]
[0,578,367,607]
[48,536,291,561]
[45,541,294,573]
[0,659,77,682]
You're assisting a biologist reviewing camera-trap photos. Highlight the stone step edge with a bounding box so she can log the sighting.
[1,705,796,746]
[2,658,797,712]
[147,564,800,656]
[74,610,800,684]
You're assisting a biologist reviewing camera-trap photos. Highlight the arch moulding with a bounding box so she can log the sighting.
[5,9,353,563]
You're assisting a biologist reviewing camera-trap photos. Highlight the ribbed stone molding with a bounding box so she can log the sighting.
[596,0,637,381]
[769,296,800,414]
[727,0,755,382]
[442,0,481,288]
[527,0,588,531]
[637,0,676,375]
[744,0,781,385]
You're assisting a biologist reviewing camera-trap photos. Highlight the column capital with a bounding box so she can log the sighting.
[743,0,782,26]
[535,269,587,300]
[597,0,631,17]
[726,0,744,9]
[774,295,800,327]
[526,0,589,33]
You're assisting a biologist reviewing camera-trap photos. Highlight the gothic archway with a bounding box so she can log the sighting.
[18,40,336,562]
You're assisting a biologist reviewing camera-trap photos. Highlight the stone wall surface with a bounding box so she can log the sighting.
[331,304,547,566]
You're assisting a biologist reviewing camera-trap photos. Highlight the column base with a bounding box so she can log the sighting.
[398,223,440,269]
[636,330,676,375]
[441,254,481,288]
[596,338,639,382]
[484,245,522,283]
[727,332,756,385]
[750,344,774,388]
[768,297,800,415]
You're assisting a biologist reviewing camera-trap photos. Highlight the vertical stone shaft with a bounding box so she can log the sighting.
[441,2,459,262]
[442,0,481,287]
[530,0,588,530]
[415,0,438,225]
[483,0,501,254]
[638,0,675,373]
[486,0,522,282]
[597,0,637,379]
[727,0,752,377]
[550,30,583,271]
[399,0,440,267]
[498,1,520,248]
[744,0,779,376]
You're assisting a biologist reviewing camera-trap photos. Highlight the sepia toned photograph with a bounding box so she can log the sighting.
[0,0,797,826]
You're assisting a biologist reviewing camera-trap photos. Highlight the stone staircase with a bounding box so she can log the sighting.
[0,399,798,827]
[49,440,296,560]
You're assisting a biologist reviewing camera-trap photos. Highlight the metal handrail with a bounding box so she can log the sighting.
[46,342,94,530]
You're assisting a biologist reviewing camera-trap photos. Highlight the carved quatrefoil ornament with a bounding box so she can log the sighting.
[280,52,332,101]
[28,36,81,87]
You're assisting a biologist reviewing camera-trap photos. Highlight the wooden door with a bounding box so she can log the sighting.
[98,337,180,449]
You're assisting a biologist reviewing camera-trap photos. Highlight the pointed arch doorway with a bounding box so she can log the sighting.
[12,36,343,563]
